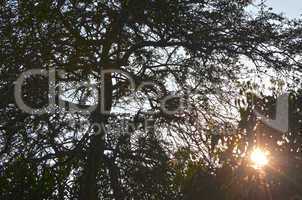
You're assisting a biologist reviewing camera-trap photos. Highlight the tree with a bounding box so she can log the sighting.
[0,0,302,199]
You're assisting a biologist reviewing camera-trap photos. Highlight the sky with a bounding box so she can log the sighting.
[263,0,302,18]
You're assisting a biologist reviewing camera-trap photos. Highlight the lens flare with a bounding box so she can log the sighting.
[250,148,269,169]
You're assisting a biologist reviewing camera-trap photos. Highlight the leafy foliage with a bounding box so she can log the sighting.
[0,0,302,199]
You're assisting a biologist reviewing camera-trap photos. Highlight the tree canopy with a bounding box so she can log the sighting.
[0,0,302,200]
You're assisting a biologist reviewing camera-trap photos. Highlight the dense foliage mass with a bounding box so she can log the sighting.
[0,0,301,199]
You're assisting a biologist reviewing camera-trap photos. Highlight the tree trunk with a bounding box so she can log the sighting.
[79,74,113,200]
[79,15,120,199]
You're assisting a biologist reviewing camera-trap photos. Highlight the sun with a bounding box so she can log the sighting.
[250,148,269,169]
